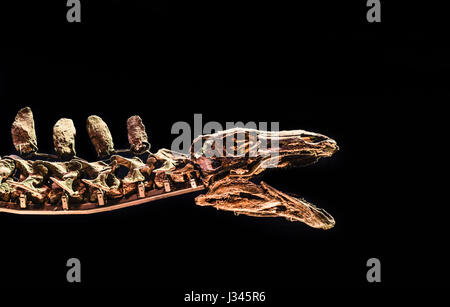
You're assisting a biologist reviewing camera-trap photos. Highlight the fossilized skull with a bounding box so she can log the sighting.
[191,127,338,185]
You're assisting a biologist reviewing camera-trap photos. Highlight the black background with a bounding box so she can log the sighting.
[0,0,448,298]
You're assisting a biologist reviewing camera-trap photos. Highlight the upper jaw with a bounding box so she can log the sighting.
[316,139,339,157]
[272,133,339,161]
[191,128,339,181]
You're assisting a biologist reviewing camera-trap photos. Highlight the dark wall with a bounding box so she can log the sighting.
[0,0,447,295]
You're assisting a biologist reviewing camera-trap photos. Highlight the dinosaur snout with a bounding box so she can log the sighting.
[323,140,339,156]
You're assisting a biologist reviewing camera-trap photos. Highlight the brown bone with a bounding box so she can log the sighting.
[86,115,115,158]
[3,108,340,230]
[191,128,338,185]
[127,115,149,153]
[53,118,76,158]
[191,127,338,229]
[11,107,38,155]
[195,177,335,229]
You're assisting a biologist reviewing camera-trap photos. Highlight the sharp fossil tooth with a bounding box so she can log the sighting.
[127,115,149,153]
[86,115,115,158]
[53,118,76,158]
[11,107,38,155]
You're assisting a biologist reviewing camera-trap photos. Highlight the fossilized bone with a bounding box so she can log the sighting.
[195,178,335,229]
[53,118,76,159]
[191,128,337,184]
[11,107,38,155]
[127,115,150,154]
[190,128,338,229]
[0,107,339,230]
[152,149,200,189]
[86,115,115,158]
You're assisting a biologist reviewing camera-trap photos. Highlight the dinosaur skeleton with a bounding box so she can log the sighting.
[0,107,339,229]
